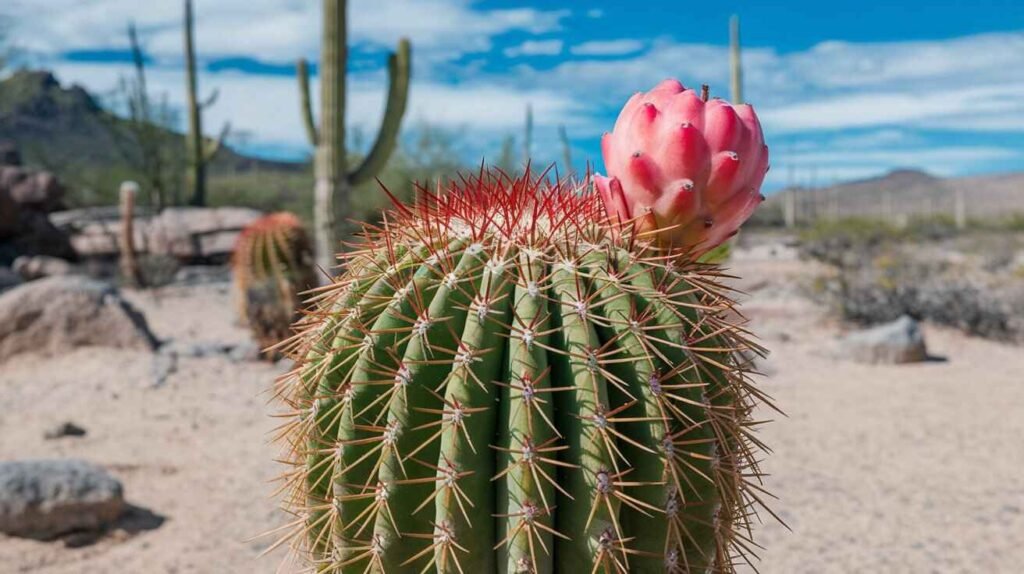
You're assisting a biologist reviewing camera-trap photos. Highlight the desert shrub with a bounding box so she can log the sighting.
[799,218,903,267]
[821,253,1024,343]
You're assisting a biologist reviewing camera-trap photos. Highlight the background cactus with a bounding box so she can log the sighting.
[730,15,744,106]
[118,180,142,287]
[183,0,229,207]
[233,212,317,358]
[297,0,412,277]
[273,168,772,572]
[698,14,747,266]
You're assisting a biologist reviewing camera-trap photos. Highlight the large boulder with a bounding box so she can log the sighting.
[0,166,65,211]
[55,206,261,263]
[0,276,157,362]
[146,207,262,261]
[0,266,22,292]
[837,315,928,364]
[0,161,74,264]
[0,459,125,539]
[12,254,76,280]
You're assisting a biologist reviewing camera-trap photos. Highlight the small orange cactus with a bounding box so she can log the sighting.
[233,212,316,359]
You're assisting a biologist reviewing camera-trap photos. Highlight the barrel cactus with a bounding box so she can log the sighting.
[233,212,316,357]
[274,79,772,572]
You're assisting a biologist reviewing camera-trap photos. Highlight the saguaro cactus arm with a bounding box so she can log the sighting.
[296,58,319,146]
[349,38,412,186]
[204,122,231,162]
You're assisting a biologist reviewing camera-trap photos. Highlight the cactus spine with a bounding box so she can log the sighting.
[297,0,412,277]
[184,0,229,207]
[233,213,317,358]
[274,172,772,573]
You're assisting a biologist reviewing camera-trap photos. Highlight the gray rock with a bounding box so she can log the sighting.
[837,315,928,364]
[12,255,75,281]
[44,422,88,440]
[0,276,158,362]
[57,206,261,263]
[0,459,125,539]
[0,267,21,292]
[228,341,261,363]
[0,165,65,211]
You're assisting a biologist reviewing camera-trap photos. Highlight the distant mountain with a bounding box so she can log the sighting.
[766,168,1024,221]
[0,69,304,204]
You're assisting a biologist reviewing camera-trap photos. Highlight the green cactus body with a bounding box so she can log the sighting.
[232,212,316,358]
[276,173,770,573]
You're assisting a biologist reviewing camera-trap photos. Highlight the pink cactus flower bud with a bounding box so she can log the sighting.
[595,78,769,254]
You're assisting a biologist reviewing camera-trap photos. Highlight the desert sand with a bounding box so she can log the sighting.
[1,244,1022,573]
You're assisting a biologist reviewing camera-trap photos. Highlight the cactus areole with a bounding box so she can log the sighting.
[275,80,773,573]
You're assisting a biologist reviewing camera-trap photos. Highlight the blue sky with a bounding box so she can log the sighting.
[5,0,1024,191]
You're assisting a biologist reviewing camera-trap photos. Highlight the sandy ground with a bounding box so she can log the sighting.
[2,245,1023,573]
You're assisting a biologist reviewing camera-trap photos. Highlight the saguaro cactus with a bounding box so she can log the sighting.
[523,103,534,163]
[730,15,744,105]
[274,79,774,572]
[118,181,142,287]
[558,124,572,176]
[297,0,412,277]
[233,212,317,358]
[184,0,229,207]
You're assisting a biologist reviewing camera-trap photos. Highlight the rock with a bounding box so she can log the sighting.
[0,165,65,212]
[44,422,88,440]
[837,315,928,365]
[56,206,261,262]
[0,266,22,292]
[0,276,158,362]
[147,207,262,262]
[6,210,77,263]
[12,255,75,280]
[228,341,261,363]
[0,459,125,539]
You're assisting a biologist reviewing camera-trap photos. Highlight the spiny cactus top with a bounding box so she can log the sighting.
[595,79,768,254]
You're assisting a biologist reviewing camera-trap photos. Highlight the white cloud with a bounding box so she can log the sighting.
[761,83,1024,132]
[514,30,1024,138]
[46,60,583,158]
[570,39,645,56]
[6,0,570,67]
[9,1,1024,181]
[504,39,563,58]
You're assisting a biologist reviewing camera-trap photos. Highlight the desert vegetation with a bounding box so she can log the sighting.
[2,1,1023,573]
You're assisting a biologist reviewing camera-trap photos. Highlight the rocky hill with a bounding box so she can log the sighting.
[0,69,304,205]
[764,168,1024,223]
